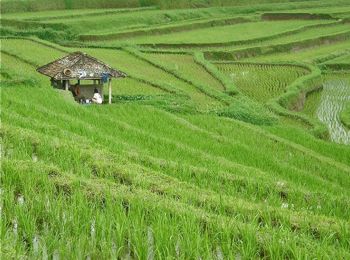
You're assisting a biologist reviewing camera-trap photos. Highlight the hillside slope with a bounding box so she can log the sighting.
[1,1,350,258]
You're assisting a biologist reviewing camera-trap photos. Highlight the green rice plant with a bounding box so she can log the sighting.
[1,38,68,66]
[2,81,350,258]
[216,63,307,102]
[112,78,167,96]
[205,30,350,62]
[323,53,350,66]
[0,52,47,86]
[211,22,350,53]
[3,77,350,197]
[242,39,350,63]
[78,16,252,42]
[100,20,332,45]
[123,47,229,106]
[214,96,278,125]
[216,62,308,102]
[142,52,225,92]
[2,3,350,258]
[193,51,239,95]
[0,38,221,111]
[40,7,252,36]
[2,0,349,13]
[302,88,323,117]
[258,23,350,47]
[85,47,223,110]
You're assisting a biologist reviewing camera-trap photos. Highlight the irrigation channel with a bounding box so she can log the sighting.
[317,78,350,145]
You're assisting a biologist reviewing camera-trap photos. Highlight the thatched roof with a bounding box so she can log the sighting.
[37,52,126,80]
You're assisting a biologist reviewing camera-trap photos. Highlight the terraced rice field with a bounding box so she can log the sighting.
[143,53,225,91]
[215,63,307,102]
[102,20,332,45]
[2,0,350,258]
[256,23,350,46]
[324,53,350,64]
[242,40,350,63]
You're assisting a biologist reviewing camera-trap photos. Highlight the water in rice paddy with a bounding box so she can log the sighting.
[317,78,350,145]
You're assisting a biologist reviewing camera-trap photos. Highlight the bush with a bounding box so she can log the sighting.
[1,26,77,42]
[216,97,278,125]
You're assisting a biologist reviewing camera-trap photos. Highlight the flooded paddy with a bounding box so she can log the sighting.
[317,78,350,145]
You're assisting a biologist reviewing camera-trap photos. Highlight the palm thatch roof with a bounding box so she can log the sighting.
[37,52,126,80]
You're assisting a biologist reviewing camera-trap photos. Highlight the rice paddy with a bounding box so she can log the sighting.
[1,0,350,258]
[97,20,332,45]
[215,63,308,102]
[317,77,350,144]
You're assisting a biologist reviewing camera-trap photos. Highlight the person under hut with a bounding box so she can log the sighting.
[92,88,103,104]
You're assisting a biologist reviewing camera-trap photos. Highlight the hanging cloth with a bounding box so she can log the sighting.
[101,73,109,83]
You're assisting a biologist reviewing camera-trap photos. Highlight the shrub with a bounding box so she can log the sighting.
[216,97,278,125]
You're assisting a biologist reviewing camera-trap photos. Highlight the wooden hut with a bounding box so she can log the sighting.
[37,52,126,104]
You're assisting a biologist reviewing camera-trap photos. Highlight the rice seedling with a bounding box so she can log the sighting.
[216,63,307,102]
[100,20,332,45]
[316,77,350,144]
[142,52,225,92]
[242,40,350,63]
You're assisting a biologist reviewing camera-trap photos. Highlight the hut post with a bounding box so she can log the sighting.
[65,80,69,91]
[108,79,112,104]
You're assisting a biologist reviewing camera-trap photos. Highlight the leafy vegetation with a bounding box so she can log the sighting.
[1,0,350,258]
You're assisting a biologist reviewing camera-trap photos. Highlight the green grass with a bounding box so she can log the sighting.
[2,2,350,258]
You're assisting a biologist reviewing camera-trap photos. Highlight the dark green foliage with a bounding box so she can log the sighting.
[1,79,37,88]
[1,26,77,42]
[64,0,73,9]
[216,98,278,125]
[111,94,197,113]
[139,0,159,7]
